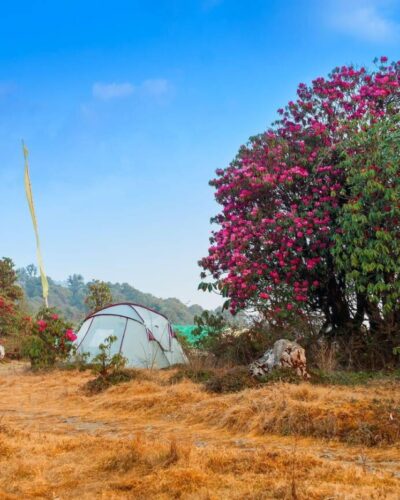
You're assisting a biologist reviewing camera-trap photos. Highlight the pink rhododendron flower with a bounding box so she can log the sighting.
[37,320,47,332]
[51,314,59,320]
[65,329,77,341]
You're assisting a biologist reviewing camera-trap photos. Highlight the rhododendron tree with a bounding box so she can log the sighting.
[0,295,18,337]
[22,308,76,368]
[0,258,30,348]
[200,58,400,360]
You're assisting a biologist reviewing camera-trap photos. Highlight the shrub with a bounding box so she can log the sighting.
[83,335,133,394]
[192,311,228,348]
[191,313,284,366]
[91,335,127,377]
[204,329,263,366]
[169,367,214,384]
[61,352,91,371]
[204,367,257,393]
[310,369,400,386]
[22,308,76,368]
[84,369,137,395]
[257,367,302,385]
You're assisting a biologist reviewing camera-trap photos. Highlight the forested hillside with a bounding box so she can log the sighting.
[17,265,204,325]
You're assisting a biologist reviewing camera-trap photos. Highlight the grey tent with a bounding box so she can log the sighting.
[75,303,187,368]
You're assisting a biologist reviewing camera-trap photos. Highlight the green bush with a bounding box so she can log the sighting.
[83,335,134,394]
[257,367,302,385]
[22,308,76,369]
[90,335,127,377]
[84,369,138,395]
[204,367,257,394]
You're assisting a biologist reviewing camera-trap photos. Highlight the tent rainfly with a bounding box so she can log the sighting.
[75,303,187,369]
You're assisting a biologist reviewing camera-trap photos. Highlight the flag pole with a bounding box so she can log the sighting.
[22,141,49,308]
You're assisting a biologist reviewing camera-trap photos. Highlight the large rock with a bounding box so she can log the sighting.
[249,339,309,379]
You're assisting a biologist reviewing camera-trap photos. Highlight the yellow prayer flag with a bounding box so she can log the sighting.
[22,141,49,306]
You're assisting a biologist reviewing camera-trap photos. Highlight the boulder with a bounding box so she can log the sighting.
[249,339,309,379]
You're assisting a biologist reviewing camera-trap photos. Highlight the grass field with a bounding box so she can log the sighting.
[0,362,399,499]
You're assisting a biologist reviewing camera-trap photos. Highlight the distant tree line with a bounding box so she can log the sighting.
[17,264,205,325]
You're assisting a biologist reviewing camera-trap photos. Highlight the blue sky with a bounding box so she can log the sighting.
[1,0,400,309]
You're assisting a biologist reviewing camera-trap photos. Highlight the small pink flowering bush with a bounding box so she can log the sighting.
[22,308,77,368]
[200,57,400,366]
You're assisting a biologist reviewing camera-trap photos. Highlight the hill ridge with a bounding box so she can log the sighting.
[17,265,204,325]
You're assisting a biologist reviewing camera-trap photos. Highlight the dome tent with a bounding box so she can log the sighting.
[75,303,187,369]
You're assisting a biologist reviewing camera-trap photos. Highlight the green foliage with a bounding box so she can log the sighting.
[173,364,400,394]
[84,280,113,313]
[310,369,400,386]
[191,310,263,364]
[22,308,75,369]
[192,311,227,348]
[91,335,127,377]
[173,330,192,350]
[204,366,301,394]
[67,274,86,308]
[18,265,205,324]
[17,264,42,300]
[257,367,302,384]
[0,295,23,339]
[0,258,31,354]
[84,335,134,394]
[22,335,55,368]
[191,314,280,365]
[61,351,91,371]
[0,257,24,302]
[84,369,138,395]
[111,282,204,324]
[204,366,257,393]
[333,116,400,314]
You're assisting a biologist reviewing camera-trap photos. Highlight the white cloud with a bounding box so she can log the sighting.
[92,82,135,100]
[140,79,170,97]
[328,0,398,42]
[92,79,172,101]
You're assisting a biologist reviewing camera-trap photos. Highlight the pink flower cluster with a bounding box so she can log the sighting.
[65,329,77,342]
[201,58,400,314]
[36,316,77,342]
[37,319,47,332]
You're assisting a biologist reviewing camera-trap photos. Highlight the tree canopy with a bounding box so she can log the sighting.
[84,280,114,313]
[200,58,400,357]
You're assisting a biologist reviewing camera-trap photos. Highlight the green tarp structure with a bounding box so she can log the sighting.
[172,325,209,345]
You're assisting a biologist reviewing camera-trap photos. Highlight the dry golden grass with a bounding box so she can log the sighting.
[0,362,399,499]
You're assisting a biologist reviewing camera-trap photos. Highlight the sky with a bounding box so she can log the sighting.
[1,0,400,309]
